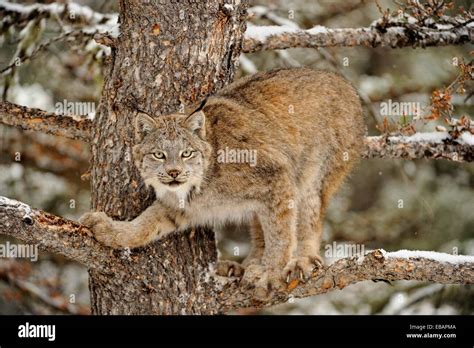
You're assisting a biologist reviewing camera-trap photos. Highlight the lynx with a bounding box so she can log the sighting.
[80,67,366,297]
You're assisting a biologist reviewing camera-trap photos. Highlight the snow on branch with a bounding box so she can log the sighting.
[0,196,112,272]
[1,195,472,312]
[243,20,473,53]
[0,0,116,28]
[217,249,474,311]
[0,1,119,52]
[0,101,92,141]
[245,2,474,53]
[245,0,473,53]
[363,132,474,162]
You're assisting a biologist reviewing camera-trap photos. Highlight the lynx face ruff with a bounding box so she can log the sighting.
[80,67,366,297]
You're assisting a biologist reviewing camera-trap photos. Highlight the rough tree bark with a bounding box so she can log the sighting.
[87,0,248,314]
[243,21,474,52]
[1,0,474,315]
[1,196,473,313]
[0,101,91,141]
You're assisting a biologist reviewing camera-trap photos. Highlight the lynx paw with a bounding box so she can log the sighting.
[79,212,118,248]
[283,255,324,283]
[215,260,245,277]
[241,264,285,299]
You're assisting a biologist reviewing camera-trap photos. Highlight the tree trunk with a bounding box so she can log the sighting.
[88,0,247,314]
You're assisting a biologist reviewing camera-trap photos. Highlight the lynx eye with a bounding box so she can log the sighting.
[152,151,166,160]
[181,149,193,158]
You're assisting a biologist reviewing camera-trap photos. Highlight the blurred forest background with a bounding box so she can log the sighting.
[0,0,473,315]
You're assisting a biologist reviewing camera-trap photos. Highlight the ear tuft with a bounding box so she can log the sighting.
[184,110,205,137]
[135,112,157,142]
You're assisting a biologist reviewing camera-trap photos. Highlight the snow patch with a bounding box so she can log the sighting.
[459,132,474,146]
[82,13,120,38]
[9,84,54,112]
[245,24,328,42]
[435,24,454,30]
[388,131,474,146]
[0,1,114,25]
[245,24,299,42]
[248,5,267,16]
[389,132,449,144]
[0,196,33,215]
[386,249,474,265]
[407,16,418,25]
[0,1,120,38]
[307,25,328,34]
[386,27,407,35]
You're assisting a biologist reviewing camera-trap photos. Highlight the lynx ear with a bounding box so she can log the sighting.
[135,112,157,142]
[184,110,206,138]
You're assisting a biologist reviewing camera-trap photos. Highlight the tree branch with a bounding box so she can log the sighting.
[1,101,472,161]
[217,249,474,312]
[0,260,90,314]
[0,128,89,179]
[243,22,474,53]
[363,134,474,162]
[0,196,110,272]
[0,0,116,27]
[1,195,472,312]
[0,101,92,141]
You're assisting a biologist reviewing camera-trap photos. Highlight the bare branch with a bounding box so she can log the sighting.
[0,101,92,141]
[0,29,99,75]
[363,134,474,162]
[0,196,110,272]
[0,260,90,314]
[217,249,474,312]
[0,129,89,178]
[243,22,474,53]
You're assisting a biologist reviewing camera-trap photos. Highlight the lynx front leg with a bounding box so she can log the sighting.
[241,188,297,298]
[79,204,177,249]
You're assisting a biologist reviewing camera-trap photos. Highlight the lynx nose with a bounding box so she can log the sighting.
[167,169,181,179]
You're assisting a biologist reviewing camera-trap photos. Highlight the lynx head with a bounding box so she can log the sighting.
[133,109,211,201]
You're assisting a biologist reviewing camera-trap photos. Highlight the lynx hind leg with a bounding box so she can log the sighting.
[242,215,265,268]
[241,182,298,297]
[215,216,264,278]
[285,159,357,282]
[284,192,324,282]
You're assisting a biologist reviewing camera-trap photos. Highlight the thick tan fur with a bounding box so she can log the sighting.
[80,67,366,298]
